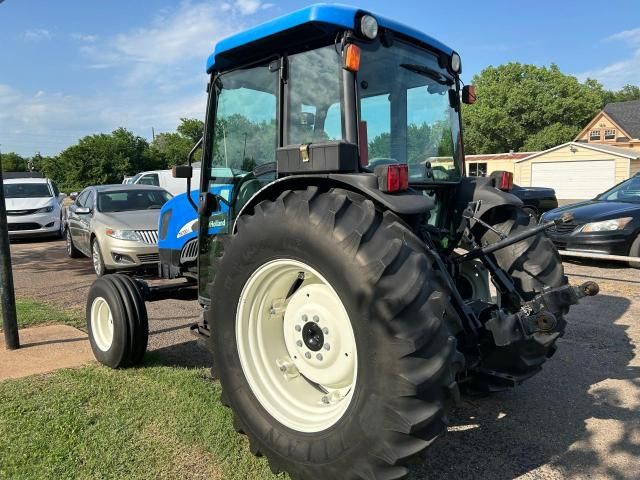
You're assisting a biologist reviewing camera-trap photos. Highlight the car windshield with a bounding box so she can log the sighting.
[3,183,52,198]
[597,175,640,203]
[97,190,172,213]
[357,40,463,182]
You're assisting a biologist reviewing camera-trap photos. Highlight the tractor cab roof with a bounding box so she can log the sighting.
[207,3,454,73]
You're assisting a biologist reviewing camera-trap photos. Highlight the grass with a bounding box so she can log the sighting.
[0,360,284,480]
[0,298,85,331]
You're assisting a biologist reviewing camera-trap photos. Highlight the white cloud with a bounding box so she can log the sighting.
[235,0,262,15]
[1,1,273,155]
[577,27,640,89]
[24,29,51,41]
[71,33,97,42]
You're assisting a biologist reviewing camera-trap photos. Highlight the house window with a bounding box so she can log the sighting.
[589,130,601,141]
[469,162,487,176]
[604,129,616,140]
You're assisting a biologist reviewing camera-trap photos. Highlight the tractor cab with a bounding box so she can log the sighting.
[196,4,470,299]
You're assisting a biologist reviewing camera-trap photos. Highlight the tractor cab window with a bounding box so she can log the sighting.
[287,45,343,145]
[211,65,278,173]
[357,40,463,182]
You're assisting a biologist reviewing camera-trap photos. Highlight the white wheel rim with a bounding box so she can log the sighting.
[66,231,72,255]
[236,259,357,433]
[90,296,114,351]
[92,243,102,274]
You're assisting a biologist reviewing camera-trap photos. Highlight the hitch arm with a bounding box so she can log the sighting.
[454,213,574,264]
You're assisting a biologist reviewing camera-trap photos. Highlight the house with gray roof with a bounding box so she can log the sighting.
[574,100,640,150]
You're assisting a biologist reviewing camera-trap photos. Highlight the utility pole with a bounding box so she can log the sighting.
[0,146,20,349]
[152,127,155,141]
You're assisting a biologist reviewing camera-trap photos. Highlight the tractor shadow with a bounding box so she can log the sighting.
[410,293,639,480]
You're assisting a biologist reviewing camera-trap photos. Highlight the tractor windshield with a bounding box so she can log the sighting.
[357,40,463,182]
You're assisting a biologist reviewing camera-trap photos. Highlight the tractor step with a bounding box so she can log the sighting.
[190,320,211,351]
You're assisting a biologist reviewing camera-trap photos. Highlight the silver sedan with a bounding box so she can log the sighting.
[65,185,172,276]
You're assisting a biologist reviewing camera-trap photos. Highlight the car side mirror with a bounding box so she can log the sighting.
[462,85,477,104]
[76,207,91,215]
[173,165,193,179]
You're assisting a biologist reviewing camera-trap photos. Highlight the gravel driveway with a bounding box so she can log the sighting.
[8,238,640,479]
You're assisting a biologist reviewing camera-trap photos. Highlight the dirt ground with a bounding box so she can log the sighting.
[7,238,640,479]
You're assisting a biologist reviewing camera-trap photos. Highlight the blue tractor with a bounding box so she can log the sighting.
[85,5,598,478]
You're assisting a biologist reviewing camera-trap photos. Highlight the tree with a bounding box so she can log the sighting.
[602,84,640,105]
[176,118,204,143]
[0,152,27,172]
[462,63,604,154]
[151,118,204,167]
[49,128,159,191]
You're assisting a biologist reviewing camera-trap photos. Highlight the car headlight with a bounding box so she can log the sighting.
[578,217,632,233]
[105,229,142,241]
[177,219,198,239]
[35,205,55,214]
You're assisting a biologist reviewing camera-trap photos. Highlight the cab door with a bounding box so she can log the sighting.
[197,61,279,301]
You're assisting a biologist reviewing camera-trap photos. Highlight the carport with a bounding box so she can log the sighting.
[514,142,640,203]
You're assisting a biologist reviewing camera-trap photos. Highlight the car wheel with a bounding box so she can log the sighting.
[629,234,640,269]
[57,216,65,238]
[66,228,82,258]
[91,239,110,277]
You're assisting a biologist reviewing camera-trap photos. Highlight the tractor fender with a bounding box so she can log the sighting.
[457,176,523,221]
[233,173,434,232]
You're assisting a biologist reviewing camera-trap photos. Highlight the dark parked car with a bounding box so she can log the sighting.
[511,184,558,219]
[541,174,640,268]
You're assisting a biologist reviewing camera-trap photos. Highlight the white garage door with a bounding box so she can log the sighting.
[531,160,616,200]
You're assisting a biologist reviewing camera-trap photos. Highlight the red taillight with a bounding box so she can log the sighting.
[375,164,409,193]
[498,171,513,191]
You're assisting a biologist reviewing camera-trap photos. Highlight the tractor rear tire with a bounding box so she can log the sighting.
[86,274,149,368]
[470,206,567,391]
[207,188,464,480]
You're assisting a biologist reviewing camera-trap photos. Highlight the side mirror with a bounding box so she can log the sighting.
[300,112,315,126]
[76,207,91,215]
[172,165,193,179]
[199,192,220,217]
[462,85,477,104]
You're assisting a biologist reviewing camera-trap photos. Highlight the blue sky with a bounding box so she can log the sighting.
[1,0,639,156]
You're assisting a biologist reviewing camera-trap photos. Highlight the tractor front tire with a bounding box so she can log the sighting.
[471,207,567,390]
[86,274,149,368]
[207,188,463,480]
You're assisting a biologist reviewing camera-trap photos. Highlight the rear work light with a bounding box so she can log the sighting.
[492,171,513,191]
[374,164,409,193]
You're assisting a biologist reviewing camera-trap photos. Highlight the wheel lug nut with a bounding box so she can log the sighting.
[313,315,319,323]
[305,352,312,359]
[302,314,308,322]
[296,340,303,347]
[295,325,301,332]
[316,353,323,361]
[323,343,330,351]
[322,327,329,335]
[321,396,330,404]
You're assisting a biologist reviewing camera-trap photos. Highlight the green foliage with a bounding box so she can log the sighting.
[213,114,276,170]
[0,152,27,172]
[522,123,582,151]
[176,117,205,143]
[602,84,640,105]
[462,63,604,154]
[368,121,454,164]
[45,128,161,191]
[151,118,204,167]
[0,299,84,330]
